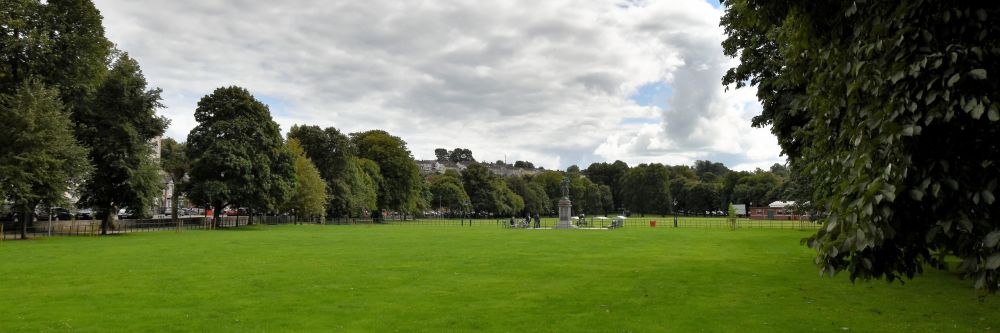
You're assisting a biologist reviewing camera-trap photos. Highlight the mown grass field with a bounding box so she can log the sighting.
[1,224,997,332]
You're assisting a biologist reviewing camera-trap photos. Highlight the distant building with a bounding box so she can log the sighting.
[749,201,809,220]
[416,160,447,176]
[485,162,541,177]
[417,160,541,178]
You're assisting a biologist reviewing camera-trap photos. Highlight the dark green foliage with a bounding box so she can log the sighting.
[531,170,565,212]
[429,172,470,212]
[722,0,1000,291]
[720,169,783,208]
[434,148,449,162]
[448,148,475,163]
[350,130,422,215]
[694,160,730,180]
[0,0,111,116]
[288,125,376,217]
[513,160,535,169]
[684,181,721,214]
[505,176,549,215]
[76,53,168,232]
[621,164,673,216]
[462,163,522,215]
[0,80,90,238]
[185,86,294,223]
[584,160,629,210]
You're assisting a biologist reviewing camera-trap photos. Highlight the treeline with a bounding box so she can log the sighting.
[421,159,794,218]
[0,1,795,238]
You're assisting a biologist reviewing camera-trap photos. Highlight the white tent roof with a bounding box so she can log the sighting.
[768,201,795,208]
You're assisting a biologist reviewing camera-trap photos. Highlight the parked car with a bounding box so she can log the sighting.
[118,208,139,219]
[36,207,74,221]
[76,209,95,220]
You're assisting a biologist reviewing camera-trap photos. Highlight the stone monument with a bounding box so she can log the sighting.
[555,177,575,229]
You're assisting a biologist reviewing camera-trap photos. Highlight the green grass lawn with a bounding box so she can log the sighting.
[1,225,997,332]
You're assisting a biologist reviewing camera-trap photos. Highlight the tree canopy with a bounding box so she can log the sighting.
[722,0,1000,291]
[0,80,91,238]
[284,138,327,219]
[76,52,168,232]
[429,171,470,213]
[185,86,294,223]
[350,130,422,216]
[288,125,376,217]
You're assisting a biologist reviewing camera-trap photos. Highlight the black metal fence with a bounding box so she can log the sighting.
[324,216,822,230]
[0,215,310,240]
[1,214,822,241]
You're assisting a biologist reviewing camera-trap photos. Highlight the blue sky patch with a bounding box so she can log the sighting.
[621,117,661,125]
[257,95,289,116]
[630,81,672,109]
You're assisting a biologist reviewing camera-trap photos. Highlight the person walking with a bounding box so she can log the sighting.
[533,212,541,228]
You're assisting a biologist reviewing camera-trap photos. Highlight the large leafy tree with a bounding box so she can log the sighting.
[350,157,381,217]
[0,81,91,239]
[434,148,449,162]
[288,125,361,217]
[185,86,294,226]
[284,138,327,220]
[721,169,783,208]
[429,171,470,213]
[462,163,522,215]
[350,130,422,217]
[160,137,188,220]
[448,148,476,163]
[584,160,629,210]
[621,164,673,216]
[722,1,1000,290]
[76,52,168,234]
[505,176,550,215]
[0,0,111,114]
[529,170,561,204]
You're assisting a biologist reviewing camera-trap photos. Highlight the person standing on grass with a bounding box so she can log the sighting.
[533,212,540,228]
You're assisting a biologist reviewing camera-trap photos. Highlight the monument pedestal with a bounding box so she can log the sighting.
[555,198,575,229]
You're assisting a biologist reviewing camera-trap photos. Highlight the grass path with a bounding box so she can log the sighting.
[1,225,997,332]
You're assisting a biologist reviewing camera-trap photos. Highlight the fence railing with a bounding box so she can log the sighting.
[1,215,822,240]
[325,216,823,230]
[0,215,313,240]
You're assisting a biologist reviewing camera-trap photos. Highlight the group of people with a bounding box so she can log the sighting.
[508,212,541,228]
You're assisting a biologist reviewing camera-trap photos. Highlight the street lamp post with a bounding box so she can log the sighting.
[463,200,471,226]
[673,200,678,228]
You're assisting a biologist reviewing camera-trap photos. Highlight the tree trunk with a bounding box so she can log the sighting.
[102,204,117,235]
[248,209,254,225]
[171,182,179,221]
[20,209,31,240]
[213,204,223,228]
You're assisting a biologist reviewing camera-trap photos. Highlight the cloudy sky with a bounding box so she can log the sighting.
[92,0,784,171]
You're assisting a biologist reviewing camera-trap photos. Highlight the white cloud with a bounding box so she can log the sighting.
[93,0,783,170]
